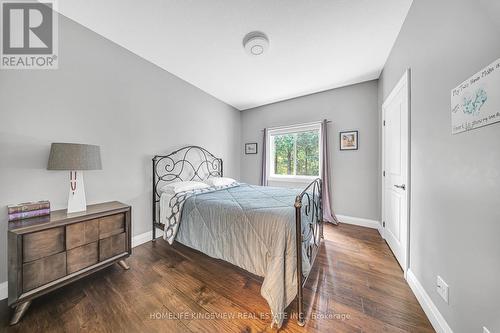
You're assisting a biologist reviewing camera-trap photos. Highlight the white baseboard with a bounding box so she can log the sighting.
[0,281,7,301]
[0,229,165,301]
[377,224,385,239]
[336,214,380,229]
[132,231,152,248]
[131,228,164,248]
[406,269,453,333]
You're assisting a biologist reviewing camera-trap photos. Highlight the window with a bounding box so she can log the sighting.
[268,123,322,181]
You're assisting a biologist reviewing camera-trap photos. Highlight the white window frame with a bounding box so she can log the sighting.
[266,122,322,183]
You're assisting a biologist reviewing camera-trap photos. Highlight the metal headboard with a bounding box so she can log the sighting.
[152,146,223,235]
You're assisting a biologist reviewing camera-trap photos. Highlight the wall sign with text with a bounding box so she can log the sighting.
[451,58,500,134]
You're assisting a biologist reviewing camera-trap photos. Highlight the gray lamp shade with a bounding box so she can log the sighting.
[47,143,102,170]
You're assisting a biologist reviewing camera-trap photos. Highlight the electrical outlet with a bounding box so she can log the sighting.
[436,275,449,303]
[483,327,491,333]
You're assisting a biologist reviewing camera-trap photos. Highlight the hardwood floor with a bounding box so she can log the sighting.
[0,223,434,332]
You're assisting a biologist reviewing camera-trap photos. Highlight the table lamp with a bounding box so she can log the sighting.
[47,143,102,213]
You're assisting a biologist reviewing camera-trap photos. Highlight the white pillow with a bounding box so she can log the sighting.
[204,177,237,187]
[160,181,209,194]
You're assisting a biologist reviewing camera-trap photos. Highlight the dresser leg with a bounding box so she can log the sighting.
[10,301,32,325]
[117,259,130,270]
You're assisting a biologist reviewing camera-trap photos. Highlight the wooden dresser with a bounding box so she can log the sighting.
[7,201,131,325]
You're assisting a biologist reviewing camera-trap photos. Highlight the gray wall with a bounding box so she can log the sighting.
[379,1,500,332]
[0,15,241,284]
[240,80,380,221]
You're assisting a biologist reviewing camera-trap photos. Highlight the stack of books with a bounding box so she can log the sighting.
[8,201,51,222]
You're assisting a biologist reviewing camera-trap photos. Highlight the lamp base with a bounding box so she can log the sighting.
[67,171,87,214]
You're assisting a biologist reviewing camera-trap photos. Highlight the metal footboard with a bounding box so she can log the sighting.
[294,178,324,326]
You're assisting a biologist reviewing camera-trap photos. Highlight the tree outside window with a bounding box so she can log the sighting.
[271,130,320,177]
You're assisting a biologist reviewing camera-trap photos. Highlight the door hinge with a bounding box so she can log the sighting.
[383,221,386,227]
[383,120,386,126]
[383,170,386,177]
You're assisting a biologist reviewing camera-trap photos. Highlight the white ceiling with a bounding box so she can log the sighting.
[57,0,413,110]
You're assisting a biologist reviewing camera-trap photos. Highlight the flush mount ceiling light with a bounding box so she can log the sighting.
[243,31,269,56]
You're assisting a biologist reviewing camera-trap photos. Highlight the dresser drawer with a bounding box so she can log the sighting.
[66,219,99,250]
[99,233,126,261]
[23,227,65,263]
[67,242,98,274]
[99,214,125,239]
[23,252,66,292]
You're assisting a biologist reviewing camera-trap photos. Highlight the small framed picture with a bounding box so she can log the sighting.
[245,143,258,154]
[340,131,358,150]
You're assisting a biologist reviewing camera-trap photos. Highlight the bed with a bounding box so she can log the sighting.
[152,146,323,328]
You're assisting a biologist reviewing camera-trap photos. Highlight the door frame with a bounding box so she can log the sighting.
[381,68,411,278]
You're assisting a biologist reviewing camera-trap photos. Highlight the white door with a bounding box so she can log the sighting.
[382,70,410,273]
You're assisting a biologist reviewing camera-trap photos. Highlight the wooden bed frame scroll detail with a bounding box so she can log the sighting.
[151,146,324,326]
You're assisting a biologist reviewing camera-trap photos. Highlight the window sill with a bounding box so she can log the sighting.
[268,176,318,183]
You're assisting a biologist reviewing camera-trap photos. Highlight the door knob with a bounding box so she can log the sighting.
[394,184,406,190]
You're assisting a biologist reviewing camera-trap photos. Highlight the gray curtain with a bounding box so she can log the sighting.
[260,128,268,186]
[321,120,339,224]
